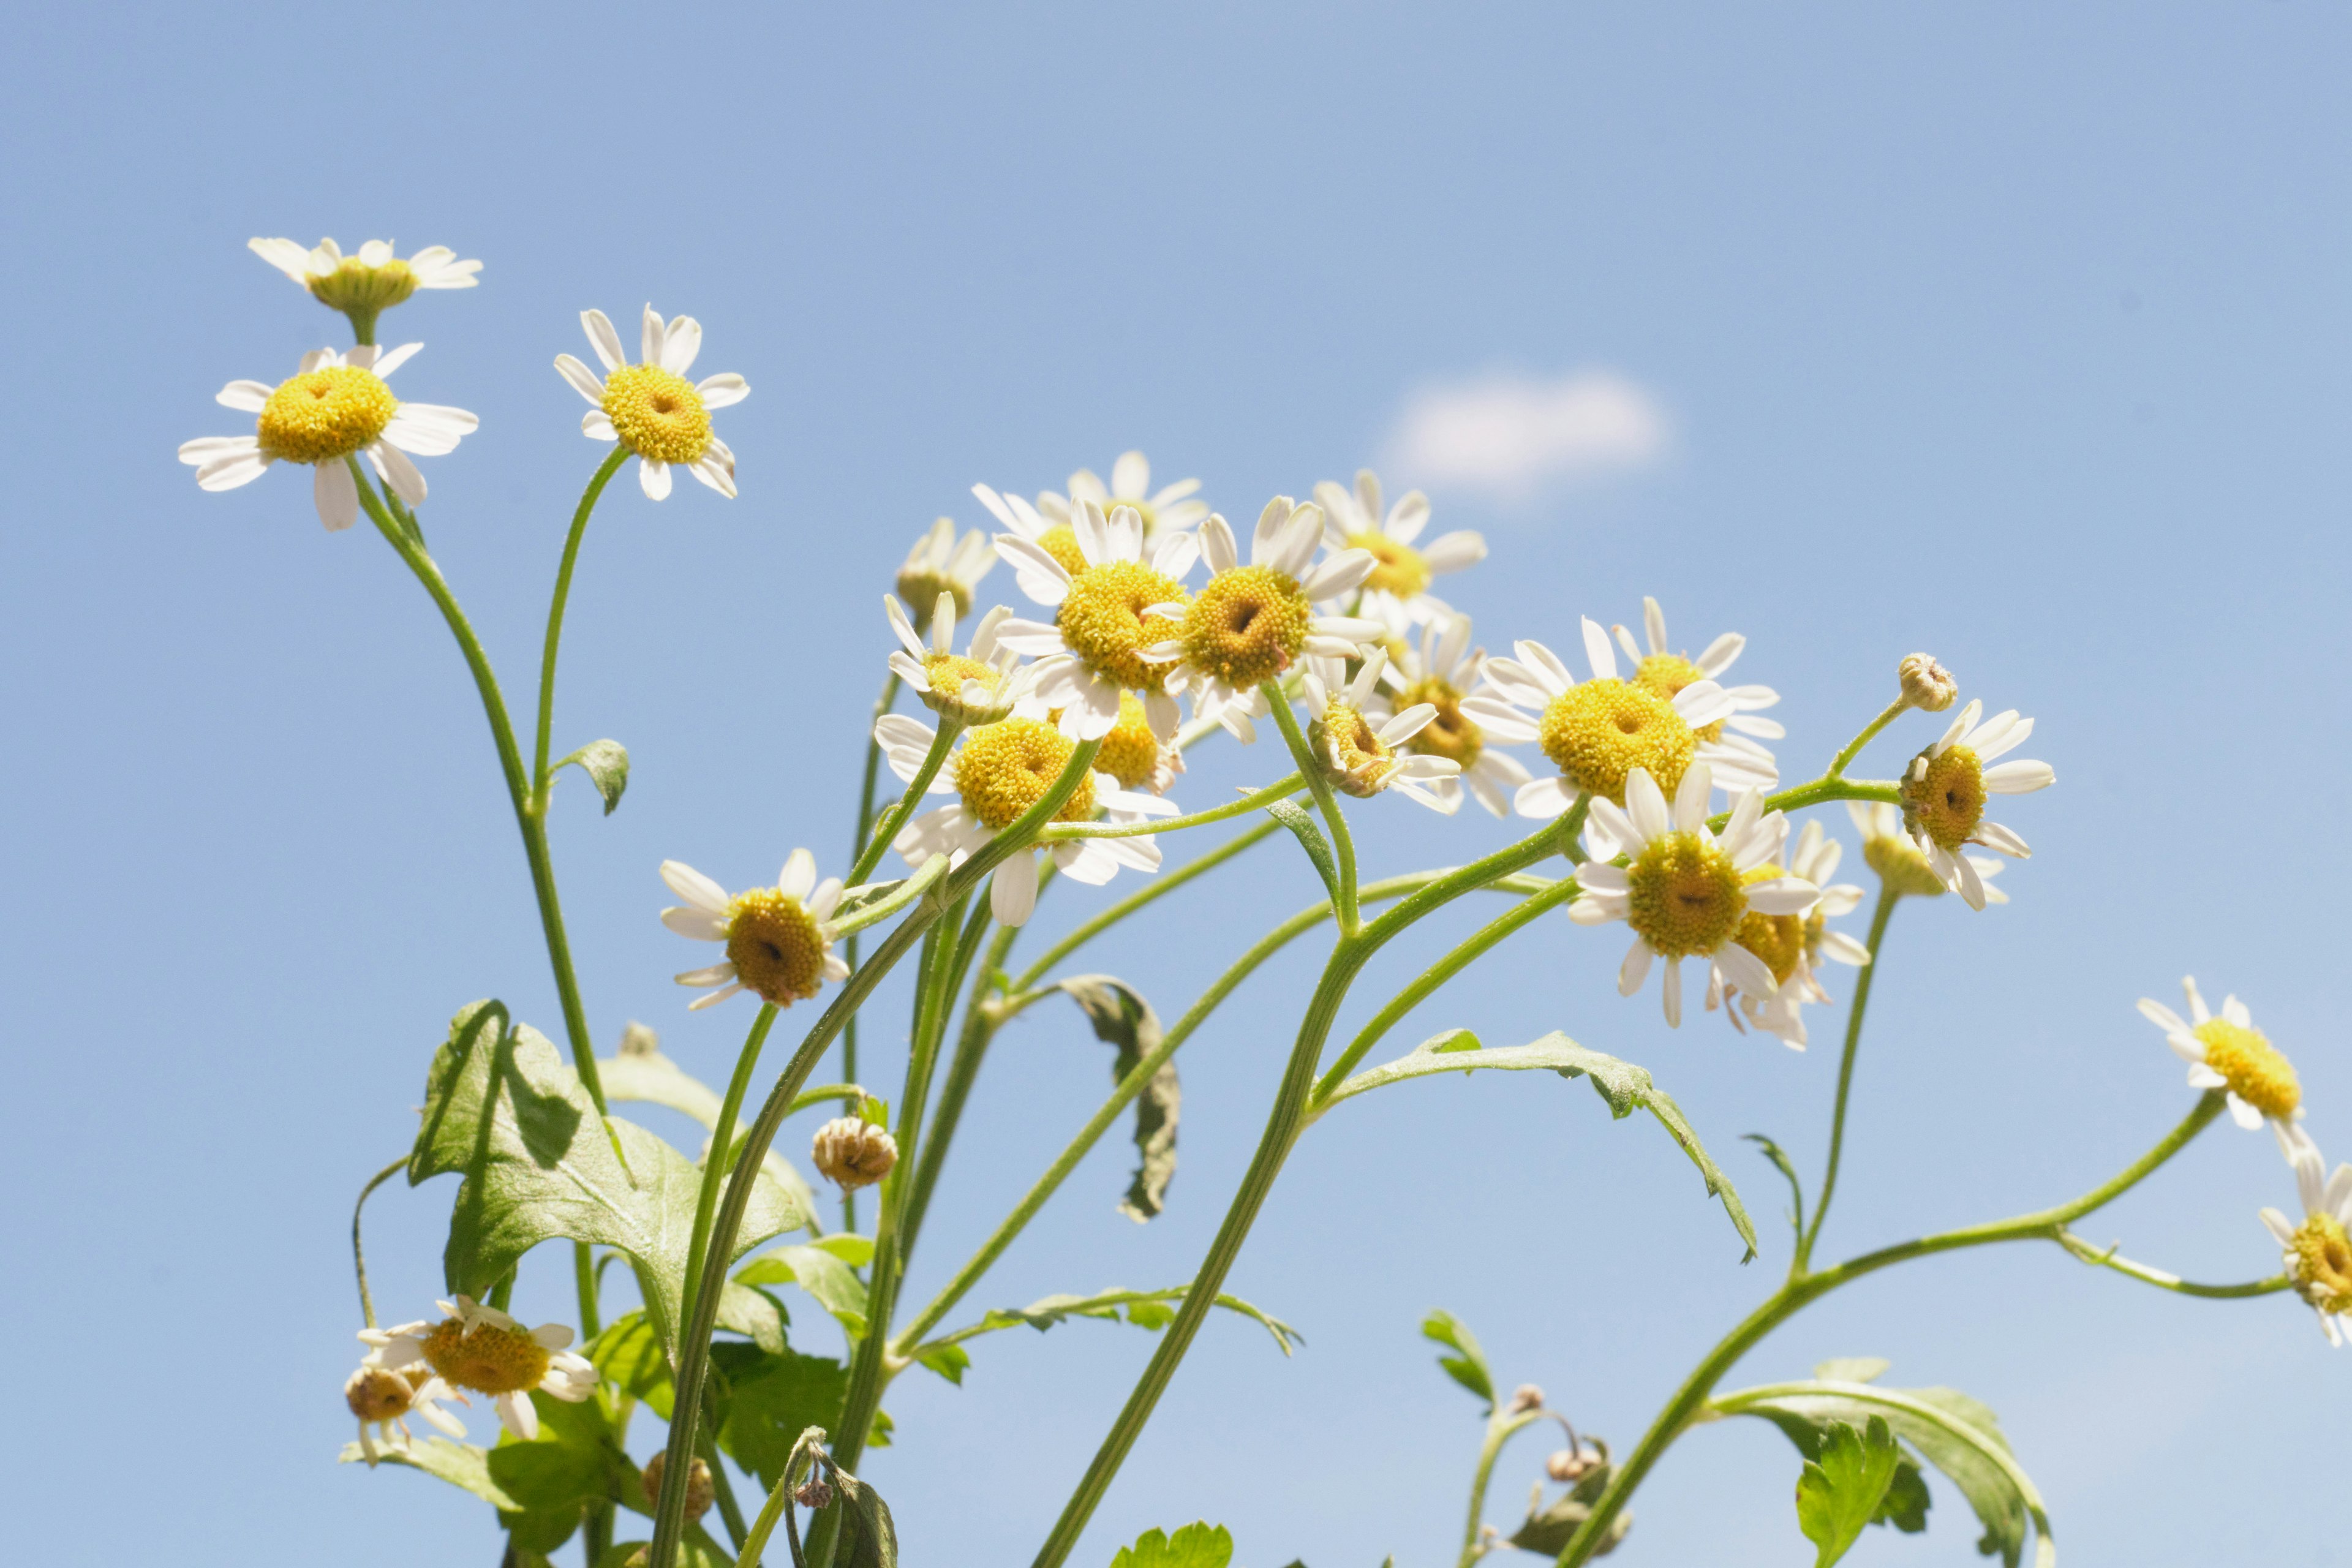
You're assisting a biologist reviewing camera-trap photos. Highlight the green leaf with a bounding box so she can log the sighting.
[710,1342,850,1494]
[735,1243,872,1339]
[1058,976,1179,1221]
[1264,798,1342,910]
[969,1285,1301,1355]
[555,739,630,815]
[1507,1492,1632,1559]
[1427,1028,1483,1055]
[599,1028,818,1213]
[338,1436,522,1510]
[1795,1417,1902,1567]
[410,1003,809,1341]
[914,1341,971,1385]
[1812,1357,1890,1385]
[1744,1133,1806,1242]
[718,1280,791,1355]
[587,1311,671,1412]
[597,1535,733,1568]
[831,1461,900,1568]
[1321,1030,1757,1262]
[1420,1308,1494,1410]
[807,1231,876,1267]
[1109,1521,1235,1568]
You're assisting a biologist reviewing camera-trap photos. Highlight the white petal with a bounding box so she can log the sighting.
[216,379,273,413]
[660,860,732,913]
[1672,679,1736,731]
[660,315,703,375]
[1580,618,1619,681]
[1300,549,1375,603]
[1200,514,1239,575]
[1981,760,2054,794]
[554,353,607,405]
[639,458,672,500]
[1419,530,1485,574]
[662,906,727,941]
[371,440,428,506]
[1660,957,1684,1027]
[1624,767,1669,844]
[697,372,749,409]
[2228,1093,2265,1130]
[582,410,617,441]
[313,461,360,531]
[1513,776,1575,820]
[1152,530,1199,581]
[1618,937,1654,996]
[582,309,625,372]
[1112,450,1150,500]
[1672,761,1711,832]
[990,856,1038,926]
[495,1391,537,1442]
[1744,878,1820,916]
[1714,941,1776,998]
[194,450,273,491]
[778,848,816,900]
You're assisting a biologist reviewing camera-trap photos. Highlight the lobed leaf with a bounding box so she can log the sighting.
[597,1032,818,1213]
[1058,976,1180,1221]
[1420,1308,1495,1409]
[736,1243,872,1339]
[1795,1417,1902,1566]
[1264,798,1342,910]
[339,1436,521,1510]
[1110,1522,1235,1568]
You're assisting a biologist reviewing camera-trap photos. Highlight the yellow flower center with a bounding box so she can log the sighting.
[723,889,831,1006]
[1035,525,1090,576]
[2192,1018,2301,1120]
[309,257,418,314]
[1056,561,1189,692]
[1863,831,1947,897]
[257,366,398,463]
[1346,530,1431,599]
[1625,831,1747,959]
[896,568,971,630]
[1634,653,1725,742]
[422,1317,551,1397]
[2289,1213,2352,1315]
[1537,680,1696,805]
[920,652,999,704]
[601,364,712,465]
[345,1366,418,1422]
[1396,676,1482,769]
[1731,862,1804,987]
[955,718,1099,831]
[1902,745,1985,853]
[1179,565,1312,690]
[1095,693,1163,790]
[1316,699,1397,797]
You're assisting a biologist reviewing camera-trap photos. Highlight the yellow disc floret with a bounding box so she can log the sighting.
[1732,863,1804,987]
[955,718,1098,831]
[310,257,418,314]
[2288,1213,2352,1315]
[257,367,398,463]
[1180,565,1313,691]
[1396,676,1481,769]
[1347,531,1431,600]
[723,888,830,1006]
[921,653,999,705]
[601,364,712,465]
[1902,746,1985,853]
[2193,1018,2301,1120]
[1035,525,1090,576]
[422,1316,551,1397]
[1314,699,1398,797]
[1056,561,1189,692]
[1095,694,1163,790]
[1863,831,1948,897]
[1625,831,1747,959]
[1634,654,1725,742]
[1537,680,1697,804]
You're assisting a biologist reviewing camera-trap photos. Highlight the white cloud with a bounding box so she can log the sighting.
[1383,368,1671,501]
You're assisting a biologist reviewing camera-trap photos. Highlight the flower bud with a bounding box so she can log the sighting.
[1507,1383,1545,1414]
[1547,1447,1600,1483]
[811,1117,899,1191]
[345,1365,417,1422]
[641,1452,715,1523]
[794,1477,835,1510]
[1898,654,1957,712]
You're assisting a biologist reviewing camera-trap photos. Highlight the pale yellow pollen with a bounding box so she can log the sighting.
[1396,676,1481,769]
[601,364,711,465]
[1316,698,1398,797]
[423,1317,551,1397]
[1095,693,1163,790]
[1625,831,1746,959]
[1902,745,1986,853]
[955,718,1098,831]
[257,366,398,463]
[1537,680,1696,805]
[1732,862,1804,987]
[1056,561,1189,691]
[1634,653,1726,742]
[2289,1213,2352,1316]
[921,652,999,703]
[2193,1018,2300,1120]
[1179,565,1311,690]
[1346,530,1431,599]
[1035,525,1090,576]
[723,888,830,1006]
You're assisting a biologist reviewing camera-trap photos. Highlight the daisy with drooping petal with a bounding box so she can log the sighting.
[1897,699,2054,911]
[1137,498,1385,743]
[1312,469,1485,635]
[1607,597,1781,793]
[1712,818,1872,1049]
[895,517,996,631]
[178,344,479,531]
[1037,450,1210,539]
[2261,1138,2352,1346]
[990,501,1197,741]
[345,1361,468,1464]
[252,236,481,298]
[1372,614,1532,818]
[883,594,1060,727]
[884,714,1173,927]
[1298,650,1461,812]
[554,306,746,500]
[361,1295,596,1441]
[658,850,849,1012]
[1569,764,1820,1030]
[1463,618,1748,830]
[1847,801,2008,904]
[2137,977,2305,1136]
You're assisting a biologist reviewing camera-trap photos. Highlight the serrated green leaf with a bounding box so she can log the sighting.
[709,1343,850,1494]
[808,1231,876,1267]
[1744,1133,1806,1242]
[486,1391,617,1512]
[1264,798,1342,909]
[1796,1417,1902,1567]
[1058,975,1180,1221]
[718,1280,790,1354]
[1110,1521,1234,1568]
[598,1033,818,1213]
[736,1243,870,1338]
[555,739,630,815]
[914,1341,970,1384]
[963,1285,1301,1355]
[339,1436,522,1510]
[1323,1031,1756,1262]
[587,1311,670,1412]
[1420,1308,1494,1409]
[410,1003,807,1342]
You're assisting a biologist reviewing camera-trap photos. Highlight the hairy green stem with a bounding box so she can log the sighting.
[1041,774,1305,840]
[1795,881,1900,1272]
[848,715,963,887]
[530,447,630,809]
[2051,1230,2291,1297]
[677,1003,777,1346]
[1828,698,1912,778]
[842,671,902,1234]
[1460,1408,1545,1568]
[352,1156,407,1329]
[1264,680,1358,931]
[573,1242,601,1342]
[900,918,1026,1256]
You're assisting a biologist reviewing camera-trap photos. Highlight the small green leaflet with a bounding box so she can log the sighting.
[831,1460,900,1568]
[554,739,629,815]
[1058,976,1178,1221]
[1795,1417,1903,1566]
[1744,1133,1806,1243]
[1420,1308,1494,1409]
[735,1241,873,1338]
[1263,798,1342,910]
[965,1284,1301,1355]
[1110,1521,1234,1568]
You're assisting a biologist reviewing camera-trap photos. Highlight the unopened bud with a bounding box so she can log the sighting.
[1507,1383,1545,1414]
[619,1021,661,1058]
[344,1365,416,1422]
[641,1452,715,1523]
[811,1117,899,1192]
[1547,1448,1600,1483]
[794,1477,835,1510]
[1898,654,1957,712]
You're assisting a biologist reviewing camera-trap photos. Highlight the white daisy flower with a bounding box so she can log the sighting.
[249,236,481,320]
[1568,764,1820,1030]
[1897,699,2055,910]
[177,344,478,531]
[883,594,1061,728]
[894,516,996,632]
[1371,614,1533,818]
[1037,450,1210,538]
[554,306,747,501]
[884,713,1173,927]
[1605,596,1782,791]
[989,500,1199,741]
[1298,650,1461,812]
[1846,801,2010,904]
[2136,976,2305,1136]
[1312,468,1485,636]
[1462,617,1755,835]
[360,1295,596,1442]
[2261,1138,2352,1346]
[971,481,1087,595]
[1134,498,1385,744]
[1712,818,1872,1049]
[344,1362,468,1464]
[658,850,850,1012]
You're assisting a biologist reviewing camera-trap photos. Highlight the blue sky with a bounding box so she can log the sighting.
[2,3,2346,1564]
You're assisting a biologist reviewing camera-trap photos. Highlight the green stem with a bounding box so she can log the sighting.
[1264,680,1357,931]
[1460,1409,1545,1568]
[2052,1229,2292,1297]
[739,1469,797,1568]
[697,1417,750,1548]
[1828,698,1912,778]
[1795,881,1900,1272]
[351,1156,407,1329]
[530,447,630,810]
[676,1003,777,1353]
[1040,775,1305,840]
[573,1242,601,1342]
[847,716,963,888]
[1011,819,1281,991]
[842,672,903,1235]
[900,919,1026,1256]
